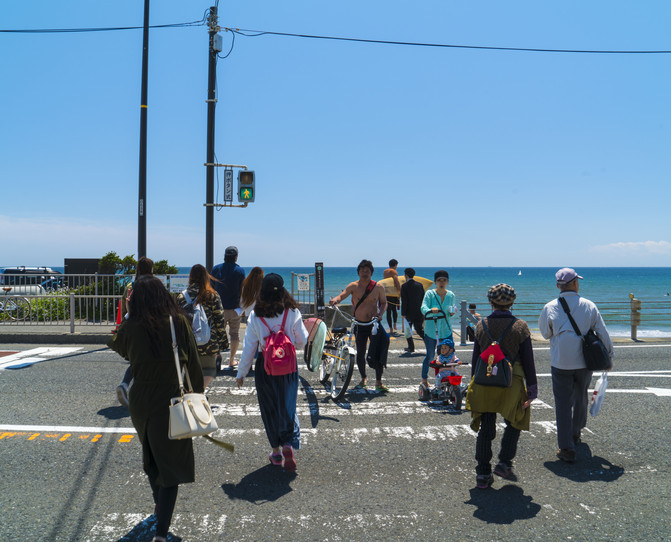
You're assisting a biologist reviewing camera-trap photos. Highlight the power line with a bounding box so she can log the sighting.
[228,27,671,55]
[2,19,668,54]
[0,19,206,34]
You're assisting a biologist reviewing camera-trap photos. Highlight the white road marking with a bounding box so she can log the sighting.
[604,387,671,397]
[220,420,558,444]
[537,370,671,378]
[87,511,426,541]
[389,344,671,355]
[210,399,554,416]
[209,384,554,409]
[0,347,82,369]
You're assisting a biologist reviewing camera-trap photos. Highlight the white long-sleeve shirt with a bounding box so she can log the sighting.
[236,308,308,379]
[538,291,614,370]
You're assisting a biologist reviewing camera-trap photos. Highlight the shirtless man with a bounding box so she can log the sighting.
[383,259,401,334]
[329,259,388,392]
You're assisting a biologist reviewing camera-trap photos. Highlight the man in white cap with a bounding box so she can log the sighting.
[539,268,613,463]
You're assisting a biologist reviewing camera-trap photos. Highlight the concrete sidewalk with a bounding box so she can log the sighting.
[0,324,117,344]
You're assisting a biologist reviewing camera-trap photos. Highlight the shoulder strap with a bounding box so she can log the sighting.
[170,316,186,394]
[431,289,448,309]
[481,317,517,343]
[354,280,377,314]
[182,289,193,306]
[258,316,272,334]
[258,311,290,335]
[558,297,583,337]
[279,309,289,332]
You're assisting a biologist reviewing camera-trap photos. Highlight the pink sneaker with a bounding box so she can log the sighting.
[282,445,296,471]
[269,452,283,466]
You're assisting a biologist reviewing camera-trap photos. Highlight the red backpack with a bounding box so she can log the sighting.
[258,311,297,376]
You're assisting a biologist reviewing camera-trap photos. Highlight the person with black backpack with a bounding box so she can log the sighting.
[466,283,538,490]
[176,264,228,389]
[236,274,308,471]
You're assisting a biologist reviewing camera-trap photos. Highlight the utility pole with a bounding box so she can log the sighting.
[137,0,150,259]
[205,6,218,271]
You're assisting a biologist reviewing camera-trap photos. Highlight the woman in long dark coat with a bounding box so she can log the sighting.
[109,276,204,542]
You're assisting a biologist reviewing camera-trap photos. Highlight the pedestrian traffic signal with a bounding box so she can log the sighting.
[237,170,255,202]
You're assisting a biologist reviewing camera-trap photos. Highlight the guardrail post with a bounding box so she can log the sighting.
[69,293,75,334]
[459,300,468,346]
[94,273,99,310]
[630,293,641,341]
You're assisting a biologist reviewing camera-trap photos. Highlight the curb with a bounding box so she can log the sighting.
[0,332,112,345]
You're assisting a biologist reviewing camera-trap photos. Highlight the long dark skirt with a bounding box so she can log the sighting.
[254,353,300,449]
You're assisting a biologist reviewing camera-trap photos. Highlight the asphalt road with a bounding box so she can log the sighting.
[0,340,669,541]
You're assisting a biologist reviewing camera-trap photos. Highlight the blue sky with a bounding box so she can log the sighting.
[1,1,670,269]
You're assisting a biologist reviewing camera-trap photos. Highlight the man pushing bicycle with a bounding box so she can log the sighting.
[329,259,388,392]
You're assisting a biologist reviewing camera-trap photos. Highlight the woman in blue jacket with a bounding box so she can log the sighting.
[420,270,456,388]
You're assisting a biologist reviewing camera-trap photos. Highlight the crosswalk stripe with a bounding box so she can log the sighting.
[210,420,559,443]
[210,398,552,417]
[0,347,82,370]
[208,384,553,409]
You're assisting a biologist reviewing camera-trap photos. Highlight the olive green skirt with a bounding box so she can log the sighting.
[466,361,531,432]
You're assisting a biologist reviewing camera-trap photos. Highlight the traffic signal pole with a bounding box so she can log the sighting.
[203,10,255,269]
[205,6,218,271]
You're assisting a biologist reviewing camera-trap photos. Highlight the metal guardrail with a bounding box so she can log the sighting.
[0,293,119,332]
[457,297,671,344]
[0,273,191,333]
[1,272,670,338]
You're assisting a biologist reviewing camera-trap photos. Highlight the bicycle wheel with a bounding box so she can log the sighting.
[4,297,30,321]
[451,386,463,411]
[330,345,355,401]
[319,348,333,385]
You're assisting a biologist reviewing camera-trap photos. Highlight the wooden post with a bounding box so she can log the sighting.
[630,293,641,341]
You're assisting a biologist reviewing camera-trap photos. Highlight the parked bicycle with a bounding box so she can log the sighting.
[304,305,374,401]
[1,287,31,321]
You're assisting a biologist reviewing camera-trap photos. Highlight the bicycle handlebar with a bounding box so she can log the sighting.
[328,304,376,327]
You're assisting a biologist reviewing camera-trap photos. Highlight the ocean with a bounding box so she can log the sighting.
[196,266,670,338]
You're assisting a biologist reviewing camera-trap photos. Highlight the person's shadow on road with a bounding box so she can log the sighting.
[465,485,541,524]
[98,405,130,420]
[114,514,182,541]
[221,464,297,504]
[544,442,624,482]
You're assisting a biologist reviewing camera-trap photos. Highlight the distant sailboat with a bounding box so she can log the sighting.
[518,270,522,276]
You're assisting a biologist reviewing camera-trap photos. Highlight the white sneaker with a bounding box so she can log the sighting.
[116,383,129,408]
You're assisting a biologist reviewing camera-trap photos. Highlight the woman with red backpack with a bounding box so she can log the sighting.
[236,273,308,471]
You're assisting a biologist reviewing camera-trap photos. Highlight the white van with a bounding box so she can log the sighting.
[1,267,63,291]
[1,284,46,295]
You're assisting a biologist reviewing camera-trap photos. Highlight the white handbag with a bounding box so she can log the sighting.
[589,371,608,417]
[168,316,218,440]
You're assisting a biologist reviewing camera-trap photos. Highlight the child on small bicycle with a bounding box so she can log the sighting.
[431,338,462,388]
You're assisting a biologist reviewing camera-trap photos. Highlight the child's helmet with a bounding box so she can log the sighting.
[439,337,455,350]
